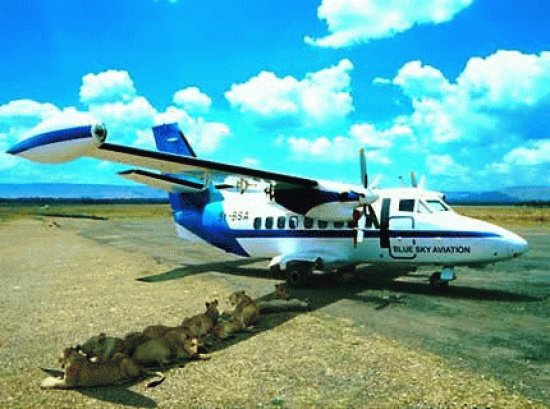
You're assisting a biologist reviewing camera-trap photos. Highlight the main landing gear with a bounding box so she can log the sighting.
[285,262,314,288]
[429,266,456,291]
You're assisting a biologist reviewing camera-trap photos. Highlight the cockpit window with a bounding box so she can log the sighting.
[425,200,449,212]
[398,199,415,212]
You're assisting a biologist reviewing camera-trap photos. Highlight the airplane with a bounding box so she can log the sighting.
[6,122,529,290]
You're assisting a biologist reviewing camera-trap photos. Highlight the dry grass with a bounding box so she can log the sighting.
[1,202,547,228]
[455,205,549,228]
[0,203,170,221]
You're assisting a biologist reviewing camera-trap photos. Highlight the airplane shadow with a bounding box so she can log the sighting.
[41,213,109,221]
[139,260,540,303]
[136,258,271,282]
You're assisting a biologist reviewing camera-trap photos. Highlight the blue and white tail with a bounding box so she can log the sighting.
[152,123,196,157]
[152,123,220,211]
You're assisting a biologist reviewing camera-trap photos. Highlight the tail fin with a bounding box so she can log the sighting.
[152,123,196,157]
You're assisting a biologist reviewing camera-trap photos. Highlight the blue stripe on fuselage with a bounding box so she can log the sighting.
[7,125,93,155]
[170,191,250,257]
[171,210,502,256]
[229,229,500,239]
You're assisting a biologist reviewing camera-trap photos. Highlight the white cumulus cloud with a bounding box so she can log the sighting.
[426,154,468,177]
[389,50,550,145]
[503,140,550,166]
[2,69,231,158]
[286,120,410,163]
[173,87,212,114]
[305,0,474,48]
[80,70,137,105]
[225,59,354,128]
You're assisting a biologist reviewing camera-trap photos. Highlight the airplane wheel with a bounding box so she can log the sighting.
[429,272,449,291]
[287,264,311,288]
[269,265,284,279]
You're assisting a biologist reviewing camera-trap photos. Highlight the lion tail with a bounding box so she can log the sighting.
[144,371,165,388]
[40,376,70,389]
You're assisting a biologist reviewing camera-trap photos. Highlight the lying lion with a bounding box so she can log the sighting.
[41,347,164,389]
[228,291,260,328]
[211,317,245,340]
[77,333,126,363]
[274,283,289,300]
[133,327,210,367]
[181,299,220,339]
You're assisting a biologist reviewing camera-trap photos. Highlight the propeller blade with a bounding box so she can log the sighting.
[370,174,382,189]
[410,171,418,188]
[360,148,367,188]
[418,175,426,189]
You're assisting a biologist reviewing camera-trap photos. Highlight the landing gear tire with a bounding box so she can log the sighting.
[430,272,449,291]
[286,264,311,288]
[334,265,357,283]
[270,265,284,279]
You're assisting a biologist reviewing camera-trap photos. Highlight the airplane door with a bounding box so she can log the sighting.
[380,198,417,260]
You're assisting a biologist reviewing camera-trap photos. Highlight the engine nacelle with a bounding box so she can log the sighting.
[273,183,378,221]
[6,123,107,163]
[305,201,360,222]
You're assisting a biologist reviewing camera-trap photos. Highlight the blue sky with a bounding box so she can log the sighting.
[1,0,549,191]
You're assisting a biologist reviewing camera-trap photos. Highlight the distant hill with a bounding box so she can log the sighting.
[0,183,548,204]
[0,183,167,200]
[444,186,550,204]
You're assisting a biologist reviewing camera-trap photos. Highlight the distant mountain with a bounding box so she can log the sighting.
[0,183,167,200]
[444,186,550,204]
[0,183,548,204]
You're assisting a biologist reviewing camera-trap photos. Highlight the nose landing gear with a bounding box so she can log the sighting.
[430,266,456,291]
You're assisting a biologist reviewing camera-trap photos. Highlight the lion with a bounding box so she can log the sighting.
[132,327,209,367]
[121,331,150,356]
[142,324,178,339]
[181,299,220,339]
[228,290,260,328]
[41,347,164,389]
[211,317,244,340]
[77,333,126,363]
[274,283,289,300]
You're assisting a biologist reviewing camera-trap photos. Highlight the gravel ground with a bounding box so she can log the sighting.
[0,217,546,408]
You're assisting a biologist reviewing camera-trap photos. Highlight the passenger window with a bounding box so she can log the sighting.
[277,216,286,229]
[334,221,344,229]
[265,217,274,229]
[318,220,328,229]
[289,216,298,229]
[399,199,415,212]
[253,217,262,229]
[304,217,314,229]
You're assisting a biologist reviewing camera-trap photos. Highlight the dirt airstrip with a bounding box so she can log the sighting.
[0,205,548,408]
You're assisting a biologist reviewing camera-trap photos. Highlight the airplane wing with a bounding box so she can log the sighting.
[94,143,318,190]
[6,123,378,219]
[5,123,317,190]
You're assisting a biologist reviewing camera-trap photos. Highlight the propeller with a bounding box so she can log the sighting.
[360,148,368,188]
[410,171,426,189]
[354,148,380,247]
[264,184,275,200]
[410,171,418,188]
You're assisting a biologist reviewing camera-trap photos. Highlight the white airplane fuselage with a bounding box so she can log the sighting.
[6,122,529,288]
[171,188,528,272]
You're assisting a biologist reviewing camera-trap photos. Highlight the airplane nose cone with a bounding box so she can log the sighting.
[511,236,528,257]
